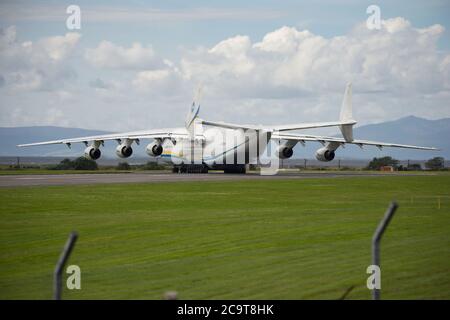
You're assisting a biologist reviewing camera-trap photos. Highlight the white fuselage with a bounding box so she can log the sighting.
[159,126,271,167]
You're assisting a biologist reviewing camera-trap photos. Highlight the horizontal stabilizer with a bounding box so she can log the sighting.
[271,120,357,132]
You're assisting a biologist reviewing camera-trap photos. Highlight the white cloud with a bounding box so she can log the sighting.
[0,26,80,91]
[39,32,81,61]
[1,18,450,131]
[180,18,449,98]
[9,70,43,91]
[382,16,411,33]
[133,69,171,87]
[85,41,162,69]
[132,67,185,97]
[253,26,314,54]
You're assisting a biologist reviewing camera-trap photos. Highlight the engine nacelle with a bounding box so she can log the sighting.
[146,141,163,157]
[116,144,133,158]
[84,146,101,160]
[276,146,294,159]
[315,147,336,162]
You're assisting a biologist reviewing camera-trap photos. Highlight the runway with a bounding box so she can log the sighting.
[0,171,435,187]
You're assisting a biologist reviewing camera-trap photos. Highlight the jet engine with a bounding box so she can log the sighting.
[116,144,133,158]
[146,141,163,157]
[276,145,294,159]
[84,146,101,160]
[315,147,336,162]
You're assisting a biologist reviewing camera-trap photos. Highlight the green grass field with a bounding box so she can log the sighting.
[0,175,449,299]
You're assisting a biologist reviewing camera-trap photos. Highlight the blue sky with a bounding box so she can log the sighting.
[4,0,450,54]
[0,0,449,131]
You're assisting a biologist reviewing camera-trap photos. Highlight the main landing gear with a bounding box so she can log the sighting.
[173,164,209,174]
[172,164,247,174]
[223,165,246,174]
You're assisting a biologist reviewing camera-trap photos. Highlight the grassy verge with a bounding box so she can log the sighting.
[0,169,172,175]
[0,175,449,299]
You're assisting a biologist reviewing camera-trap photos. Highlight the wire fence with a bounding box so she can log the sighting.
[51,197,447,300]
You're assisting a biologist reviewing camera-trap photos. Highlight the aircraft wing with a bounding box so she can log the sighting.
[272,133,439,150]
[17,127,204,147]
[201,119,263,131]
[201,119,357,131]
[270,120,357,132]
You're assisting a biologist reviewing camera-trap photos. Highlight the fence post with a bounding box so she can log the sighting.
[372,202,398,300]
[54,231,78,300]
[338,285,355,300]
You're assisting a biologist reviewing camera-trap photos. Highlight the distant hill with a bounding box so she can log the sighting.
[0,116,448,160]
[0,126,116,157]
[289,115,448,160]
[343,116,448,159]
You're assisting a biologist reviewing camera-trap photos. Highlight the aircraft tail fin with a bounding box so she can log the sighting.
[339,83,355,142]
[185,86,202,138]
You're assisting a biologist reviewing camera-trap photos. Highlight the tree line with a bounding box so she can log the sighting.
[366,156,446,171]
[46,156,446,171]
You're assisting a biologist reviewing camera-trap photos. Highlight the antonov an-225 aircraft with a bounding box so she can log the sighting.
[18,84,437,174]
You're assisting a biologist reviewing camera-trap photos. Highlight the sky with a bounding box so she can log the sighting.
[0,0,449,132]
